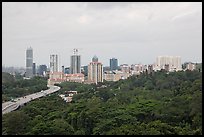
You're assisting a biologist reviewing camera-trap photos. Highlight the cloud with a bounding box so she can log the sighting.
[2,2,202,67]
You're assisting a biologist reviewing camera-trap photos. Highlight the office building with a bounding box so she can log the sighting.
[26,47,33,78]
[32,63,36,76]
[50,54,58,72]
[88,56,103,84]
[81,66,88,76]
[65,67,70,74]
[38,65,47,76]
[70,49,81,74]
[110,58,118,71]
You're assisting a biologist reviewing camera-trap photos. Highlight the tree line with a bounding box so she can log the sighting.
[2,70,202,135]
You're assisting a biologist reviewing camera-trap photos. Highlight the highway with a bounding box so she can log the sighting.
[2,85,60,115]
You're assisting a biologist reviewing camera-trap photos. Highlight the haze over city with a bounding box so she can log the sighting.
[2,2,202,68]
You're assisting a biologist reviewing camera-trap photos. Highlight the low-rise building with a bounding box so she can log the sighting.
[64,73,84,83]
[104,70,131,81]
[186,62,196,71]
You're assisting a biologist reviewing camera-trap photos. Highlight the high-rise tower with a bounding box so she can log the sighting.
[110,58,118,71]
[26,47,33,78]
[50,54,58,72]
[70,49,81,74]
[88,56,103,84]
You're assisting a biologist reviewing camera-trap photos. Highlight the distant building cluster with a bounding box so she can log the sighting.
[20,47,200,84]
[155,56,182,72]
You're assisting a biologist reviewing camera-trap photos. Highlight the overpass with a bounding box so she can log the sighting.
[2,85,60,115]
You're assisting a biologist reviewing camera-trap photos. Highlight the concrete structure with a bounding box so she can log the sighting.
[38,65,47,76]
[59,91,77,103]
[65,67,70,74]
[186,62,196,71]
[120,64,130,73]
[110,58,118,71]
[50,54,58,72]
[104,70,131,81]
[131,64,144,75]
[26,47,33,78]
[48,72,64,85]
[88,56,103,84]
[2,85,60,115]
[32,63,36,76]
[64,73,84,83]
[164,64,170,72]
[81,65,88,76]
[148,65,154,74]
[62,66,65,73]
[70,49,81,74]
[48,71,85,85]
[156,56,182,71]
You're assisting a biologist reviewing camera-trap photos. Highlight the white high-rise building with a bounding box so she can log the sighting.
[156,56,182,71]
[50,54,58,72]
[26,47,33,78]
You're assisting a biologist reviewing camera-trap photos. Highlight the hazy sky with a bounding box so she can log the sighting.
[2,2,202,68]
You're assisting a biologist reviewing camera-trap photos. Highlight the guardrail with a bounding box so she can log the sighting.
[2,103,19,114]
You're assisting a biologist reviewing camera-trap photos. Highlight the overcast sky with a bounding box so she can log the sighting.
[2,2,202,68]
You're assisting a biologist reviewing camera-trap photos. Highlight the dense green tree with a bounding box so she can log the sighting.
[2,71,202,135]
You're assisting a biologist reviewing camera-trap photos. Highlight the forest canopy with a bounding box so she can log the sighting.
[2,70,202,135]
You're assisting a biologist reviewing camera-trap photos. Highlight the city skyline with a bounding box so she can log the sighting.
[2,2,202,67]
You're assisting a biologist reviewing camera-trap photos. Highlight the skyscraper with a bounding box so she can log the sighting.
[32,63,36,76]
[26,47,33,78]
[70,49,81,74]
[110,58,118,71]
[88,56,103,84]
[50,54,58,72]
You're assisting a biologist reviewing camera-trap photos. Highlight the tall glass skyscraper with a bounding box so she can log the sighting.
[26,47,33,78]
[110,58,118,71]
[70,49,81,74]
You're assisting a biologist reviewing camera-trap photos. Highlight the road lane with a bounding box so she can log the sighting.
[2,85,60,115]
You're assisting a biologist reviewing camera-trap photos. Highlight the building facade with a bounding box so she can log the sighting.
[50,54,58,72]
[120,64,130,73]
[186,62,196,71]
[26,47,33,78]
[110,58,118,71]
[156,56,182,71]
[104,70,130,82]
[38,65,47,76]
[32,63,36,76]
[70,49,81,74]
[88,56,103,84]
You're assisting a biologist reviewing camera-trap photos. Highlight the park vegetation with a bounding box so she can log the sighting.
[2,70,202,135]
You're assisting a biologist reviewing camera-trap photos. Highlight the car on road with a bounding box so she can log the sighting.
[11,99,16,102]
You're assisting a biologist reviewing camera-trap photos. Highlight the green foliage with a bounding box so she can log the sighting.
[2,73,48,102]
[2,71,202,135]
